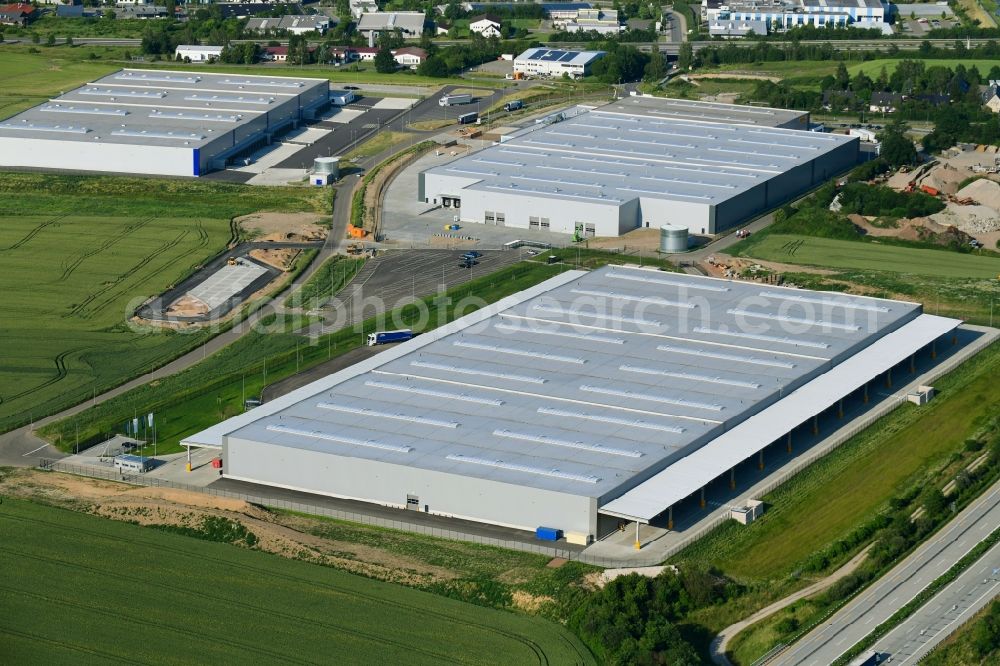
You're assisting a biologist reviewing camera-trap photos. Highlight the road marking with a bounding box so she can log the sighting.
[21,444,48,457]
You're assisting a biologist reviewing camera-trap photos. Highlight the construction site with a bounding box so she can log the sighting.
[881,144,1000,250]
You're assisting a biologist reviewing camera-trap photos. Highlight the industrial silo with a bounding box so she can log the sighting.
[659,224,688,253]
[312,157,340,186]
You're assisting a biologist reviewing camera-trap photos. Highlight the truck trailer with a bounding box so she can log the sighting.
[439,93,472,106]
[367,329,413,346]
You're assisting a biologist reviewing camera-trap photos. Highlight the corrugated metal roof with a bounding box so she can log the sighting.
[188,267,940,502]
[422,104,852,206]
[0,69,327,148]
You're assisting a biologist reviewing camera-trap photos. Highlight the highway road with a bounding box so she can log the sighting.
[771,479,1000,666]
[873,538,1000,664]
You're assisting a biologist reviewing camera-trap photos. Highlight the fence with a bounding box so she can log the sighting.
[36,458,583,562]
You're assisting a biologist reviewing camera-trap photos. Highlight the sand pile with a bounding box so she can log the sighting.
[920,164,967,195]
[932,205,1000,235]
[957,178,1000,211]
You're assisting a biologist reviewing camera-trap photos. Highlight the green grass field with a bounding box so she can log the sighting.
[39,262,566,454]
[0,173,325,433]
[848,59,1000,78]
[0,214,229,426]
[741,234,1000,279]
[0,497,594,665]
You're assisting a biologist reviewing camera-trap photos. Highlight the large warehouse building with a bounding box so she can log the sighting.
[0,69,330,177]
[186,267,960,545]
[419,96,856,236]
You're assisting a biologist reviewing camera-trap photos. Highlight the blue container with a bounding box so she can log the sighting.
[535,526,562,541]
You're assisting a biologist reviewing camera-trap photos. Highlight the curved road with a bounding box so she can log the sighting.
[770,478,1000,665]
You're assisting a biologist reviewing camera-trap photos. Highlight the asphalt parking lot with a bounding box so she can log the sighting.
[310,248,528,335]
[275,97,410,169]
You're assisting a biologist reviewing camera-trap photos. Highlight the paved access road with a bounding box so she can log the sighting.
[872,538,1000,663]
[772,479,1000,666]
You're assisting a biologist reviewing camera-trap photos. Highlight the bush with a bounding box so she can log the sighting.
[775,617,799,634]
[837,183,945,218]
[568,571,715,664]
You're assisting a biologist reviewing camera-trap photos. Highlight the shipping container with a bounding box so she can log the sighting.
[535,526,562,541]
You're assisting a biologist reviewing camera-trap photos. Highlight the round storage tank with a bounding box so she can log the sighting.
[659,224,688,253]
[313,157,340,178]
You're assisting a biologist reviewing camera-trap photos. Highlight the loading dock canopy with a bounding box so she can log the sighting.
[599,313,961,523]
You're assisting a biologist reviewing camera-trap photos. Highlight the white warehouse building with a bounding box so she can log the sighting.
[0,69,330,177]
[185,267,960,545]
[702,0,888,32]
[512,48,606,78]
[419,97,857,237]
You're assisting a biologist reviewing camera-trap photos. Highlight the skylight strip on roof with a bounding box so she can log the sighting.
[81,88,166,99]
[0,122,88,135]
[580,385,725,412]
[709,146,795,161]
[494,320,625,345]
[453,340,586,364]
[619,186,713,201]
[758,291,891,313]
[446,453,601,484]
[266,424,413,454]
[725,309,862,332]
[41,105,128,117]
[657,344,797,369]
[116,73,200,84]
[693,326,832,349]
[363,379,505,405]
[532,303,662,327]
[410,360,547,384]
[493,429,642,459]
[483,185,621,203]
[150,110,241,123]
[448,167,498,177]
[221,78,304,88]
[639,175,737,190]
[538,407,688,433]
[511,174,602,189]
[316,402,459,428]
[184,94,274,105]
[619,364,762,389]
[605,271,730,292]
[732,138,819,151]
[570,288,696,309]
[112,128,204,141]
